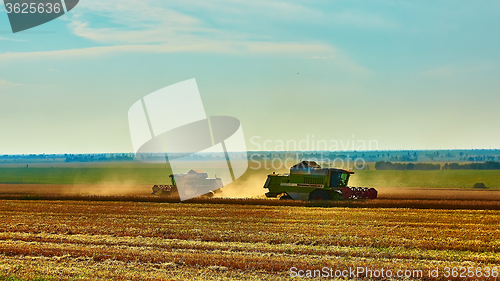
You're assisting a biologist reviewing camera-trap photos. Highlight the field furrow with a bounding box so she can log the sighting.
[1,200,500,280]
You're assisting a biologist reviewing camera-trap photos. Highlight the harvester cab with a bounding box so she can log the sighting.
[263,161,377,201]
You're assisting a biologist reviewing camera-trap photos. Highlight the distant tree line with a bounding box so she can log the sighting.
[65,154,134,162]
[375,161,440,170]
[443,161,500,170]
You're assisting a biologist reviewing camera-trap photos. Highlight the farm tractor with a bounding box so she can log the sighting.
[152,169,223,197]
[264,161,377,200]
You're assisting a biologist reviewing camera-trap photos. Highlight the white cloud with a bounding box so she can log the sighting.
[0,36,28,42]
[68,0,397,45]
[0,40,334,60]
[0,0,370,75]
[0,79,22,87]
[67,0,207,44]
[0,1,343,59]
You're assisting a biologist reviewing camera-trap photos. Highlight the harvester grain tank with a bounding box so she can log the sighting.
[152,169,223,197]
[263,161,377,200]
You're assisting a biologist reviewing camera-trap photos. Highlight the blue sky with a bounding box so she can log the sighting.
[0,0,499,153]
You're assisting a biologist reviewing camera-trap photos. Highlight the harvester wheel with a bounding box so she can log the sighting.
[204,191,215,198]
[279,194,293,200]
[309,190,332,201]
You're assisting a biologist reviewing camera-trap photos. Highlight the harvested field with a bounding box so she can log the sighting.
[1,200,499,280]
[376,187,500,201]
[2,184,500,209]
[2,184,500,199]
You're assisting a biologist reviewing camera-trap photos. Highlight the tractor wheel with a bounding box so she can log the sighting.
[309,190,332,201]
[279,194,293,200]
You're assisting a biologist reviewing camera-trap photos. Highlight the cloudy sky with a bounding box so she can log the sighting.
[0,0,499,153]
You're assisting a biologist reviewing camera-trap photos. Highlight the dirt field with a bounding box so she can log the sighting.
[1,200,499,280]
[2,184,500,201]
[1,182,500,279]
[0,184,152,197]
[376,186,500,200]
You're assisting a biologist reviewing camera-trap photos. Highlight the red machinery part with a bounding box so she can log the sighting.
[342,186,377,199]
[341,187,353,199]
[367,188,377,199]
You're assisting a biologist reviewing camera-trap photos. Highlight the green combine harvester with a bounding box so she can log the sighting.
[263,161,377,200]
[151,169,223,197]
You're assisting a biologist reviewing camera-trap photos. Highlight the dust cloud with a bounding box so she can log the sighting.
[0,183,151,197]
[216,175,268,198]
